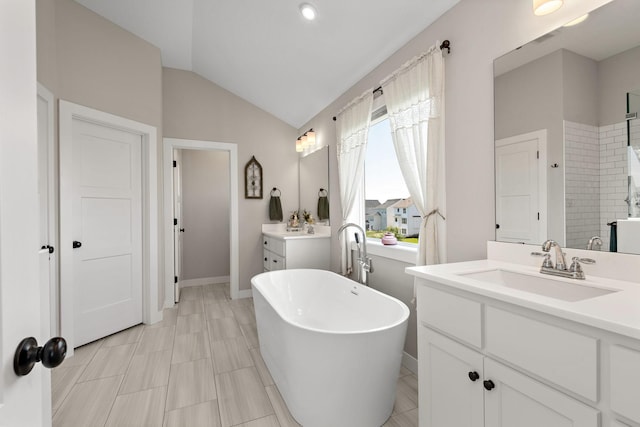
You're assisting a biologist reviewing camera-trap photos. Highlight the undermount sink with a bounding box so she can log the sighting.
[458,269,619,302]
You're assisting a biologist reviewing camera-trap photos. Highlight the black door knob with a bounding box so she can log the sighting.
[468,371,480,382]
[72,241,82,249]
[14,337,67,376]
[179,228,185,232]
[40,245,54,254]
[483,379,495,391]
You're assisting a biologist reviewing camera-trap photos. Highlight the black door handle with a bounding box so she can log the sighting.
[179,228,185,232]
[40,245,54,254]
[72,241,82,249]
[14,337,67,376]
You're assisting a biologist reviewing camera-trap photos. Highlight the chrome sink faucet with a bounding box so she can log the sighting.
[337,223,373,286]
[534,239,595,280]
[542,240,568,271]
[586,236,602,250]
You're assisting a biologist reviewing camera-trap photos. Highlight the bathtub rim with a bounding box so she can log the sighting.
[251,269,410,335]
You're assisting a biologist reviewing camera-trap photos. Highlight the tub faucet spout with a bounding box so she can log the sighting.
[337,223,372,286]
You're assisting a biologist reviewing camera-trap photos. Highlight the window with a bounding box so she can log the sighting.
[364,115,417,244]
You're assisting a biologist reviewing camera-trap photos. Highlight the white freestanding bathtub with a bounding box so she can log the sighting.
[251,269,410,427]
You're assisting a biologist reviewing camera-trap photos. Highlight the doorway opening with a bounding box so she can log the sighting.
[163,138,239,306]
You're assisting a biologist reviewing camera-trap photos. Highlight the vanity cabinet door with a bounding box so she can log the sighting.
[419,327,484,427]
[483,358,599,427]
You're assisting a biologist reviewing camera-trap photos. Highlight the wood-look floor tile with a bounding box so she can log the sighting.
[120,350,172,394]
[203,289,227,303]
[51,364,85,414]
[383,408,418,427]
[392,374,418,415]
[166,358,217,411]
[249,348,274,386]
[240,323,259,349]
[265,385,301,427]
[230,304,256,324]
[135,325,175,355]
[211,336,253,374]
[204,301,234,321]
[235,415,281,427]
[172,330,211,364]
[163,400,222,427]
[147,307,179,329]
[178,299,204,316]
[180,286,203,301]
[62,339,103,367]
[229,296,253,307]
[78,343,136,382]
[53,375,122,427]
[105,387,166,427]
[205,282,228,291]
[176,313,206,335]
[208,317,243,340]
[399,366,412,377]
[102,324,144,347]
[216,367,274,427]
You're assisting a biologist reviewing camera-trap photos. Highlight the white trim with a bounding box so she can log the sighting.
[59,100,160,354]
[402,351,418,375]
[237,289,253,299]
[163,138,239,307]
[180,276,230,288]
[362,239,417,264]
[37,83,58,337]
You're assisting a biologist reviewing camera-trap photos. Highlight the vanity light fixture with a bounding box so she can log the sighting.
[563,13,589,27]
[295,129,316,152]
[300,3,317,21]
[533,0,563,16]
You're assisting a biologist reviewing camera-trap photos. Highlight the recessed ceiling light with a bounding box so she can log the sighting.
[563,14,589,27]
[300,3,317,21]
[533,0,563,16]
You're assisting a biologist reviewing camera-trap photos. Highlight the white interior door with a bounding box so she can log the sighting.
[0,1,50,425]
[173,149,184,302]
[68,119,143,347]
[495,130,547,244]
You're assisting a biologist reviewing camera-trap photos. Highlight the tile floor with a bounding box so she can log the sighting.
[52,283,419,427]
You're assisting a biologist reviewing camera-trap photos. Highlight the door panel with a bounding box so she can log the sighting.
[496,130,547,244]
[71,120,143,346]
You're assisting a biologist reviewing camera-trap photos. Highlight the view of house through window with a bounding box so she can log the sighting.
[364,117,419,244]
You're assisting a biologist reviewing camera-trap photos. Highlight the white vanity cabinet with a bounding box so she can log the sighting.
[262,233,330,272]
[414,278,640,427]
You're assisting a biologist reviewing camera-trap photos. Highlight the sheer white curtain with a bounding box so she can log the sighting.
[335,90,373,274]
[381,44,445,266]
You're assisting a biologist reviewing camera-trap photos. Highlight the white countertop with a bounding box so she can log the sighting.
[407,259,640,341]
[262,229,330,240]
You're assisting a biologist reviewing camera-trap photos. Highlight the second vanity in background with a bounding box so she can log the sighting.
[262,224,330,272]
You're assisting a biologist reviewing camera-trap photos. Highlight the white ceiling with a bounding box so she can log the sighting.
[74,0,460,128]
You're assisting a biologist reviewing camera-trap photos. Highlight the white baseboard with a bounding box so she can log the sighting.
[180,276,230,288]
[402,351,418,375]
[236,289,253,299]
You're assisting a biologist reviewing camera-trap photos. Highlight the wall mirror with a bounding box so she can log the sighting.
[494,0,640,254]
[299,145,330,224]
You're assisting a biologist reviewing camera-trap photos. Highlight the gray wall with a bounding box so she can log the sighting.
[181,149,231,281]
[162,68,299,291]
[36,0,165,309]
[599,45,640,126]
[562,50,599,126]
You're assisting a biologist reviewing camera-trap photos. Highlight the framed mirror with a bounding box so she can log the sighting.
[298,145,330,224]
[494,0,640,254]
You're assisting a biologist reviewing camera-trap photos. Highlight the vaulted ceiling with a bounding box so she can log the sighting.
[75,0,460,128]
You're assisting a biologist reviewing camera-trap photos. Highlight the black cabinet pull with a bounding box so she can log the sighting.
[72,241,82,249]
[264,257,268,262]
[483,380,495,391]
[468,371,480,382]
[179,228,185,232]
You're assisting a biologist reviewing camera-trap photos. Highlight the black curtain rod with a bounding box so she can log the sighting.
[333,40,450,121]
